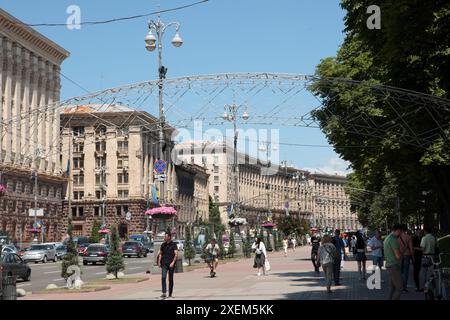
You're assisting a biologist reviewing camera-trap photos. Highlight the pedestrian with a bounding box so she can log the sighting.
[283,237,288,257]
[252,237,267,276]
[317,235,338,293]
[368,230,384,271]
[350,235,357,255]
[418,227,438,292]
[291,238,297,252]
[205,238,220,278]
[412,229,423,292]
[157,231,178,299]
[331,229,345,285]
[310,232,321,272]
[384,224,403,300]
[355,231,367,280]
[398,224,414,292]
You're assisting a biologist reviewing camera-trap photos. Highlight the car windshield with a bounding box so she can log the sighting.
[30,245,47,251]
[124,242,139,247]
[56,245,67,250]
[88,246,106,252]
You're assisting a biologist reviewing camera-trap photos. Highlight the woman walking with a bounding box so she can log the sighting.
[252,237,267,276]
[317,235,338,293]
[283,237,289,257]
[355,231,368,280]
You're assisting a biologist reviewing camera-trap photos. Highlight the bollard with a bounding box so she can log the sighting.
[175,258,183,273]
[1,276,17,300]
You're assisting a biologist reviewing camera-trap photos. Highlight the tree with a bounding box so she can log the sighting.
[242,228,252,258]
[89,220,101,244]
[61,218,79,280]
[276,231,283,251]
[184,227,196,266]
[106,224,125,278]
[277,216,308,238]
[208,196,225,235]
[228,231,236,258]
[311,0,450,232]
[200,226,211,260]
[217,232,225,260]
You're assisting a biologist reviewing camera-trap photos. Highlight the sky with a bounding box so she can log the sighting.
[1,0,351,175]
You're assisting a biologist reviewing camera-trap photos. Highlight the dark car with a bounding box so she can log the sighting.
[77,243,90,256]
[55,245,68,260]
[0,253,31,282]
[129,234,154,253]
[83,244,109,265]
[122,241,147,258]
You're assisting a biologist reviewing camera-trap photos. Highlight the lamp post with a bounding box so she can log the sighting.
[222,104,249,219]
[145,14,183,205]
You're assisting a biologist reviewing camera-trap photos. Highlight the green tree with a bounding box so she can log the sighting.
[89,220,101,244]
[276,231,283,251]
[217,232,225,260]
[242,228,252,258]
[311,0,450,232]
[61,218,79,280]
[106,225,125,278]
[209,196,225,235]
[184,227,196,266]
[201,227,211,260]
[228,231,236,258]
[265,231,273,252]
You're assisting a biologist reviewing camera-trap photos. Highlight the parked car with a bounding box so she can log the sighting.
[0,253,31,281]
[129,234,153,253]
[55,245,67,260]
[77,243,90,256]
[1,245,18,254]
[83,244,109,265]
[122,241,147,258]
[22,244,58,263]
[63,236,89,247]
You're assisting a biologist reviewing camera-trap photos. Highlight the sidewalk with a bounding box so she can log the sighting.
[20,246,424,300]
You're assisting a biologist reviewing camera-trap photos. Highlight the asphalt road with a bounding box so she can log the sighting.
[16,255,154,293]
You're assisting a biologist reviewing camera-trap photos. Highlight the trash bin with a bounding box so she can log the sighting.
[175,258,183,273]
[1,276,17,300]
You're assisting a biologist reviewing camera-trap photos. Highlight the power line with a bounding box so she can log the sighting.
[15,0,209,27]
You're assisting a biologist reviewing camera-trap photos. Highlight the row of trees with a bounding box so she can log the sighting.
[311,0,450,234]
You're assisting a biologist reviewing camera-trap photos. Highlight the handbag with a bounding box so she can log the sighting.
[265,259,271,271]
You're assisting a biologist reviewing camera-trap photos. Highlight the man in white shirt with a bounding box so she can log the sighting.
[369,230,384,270]
[205,238,220,277]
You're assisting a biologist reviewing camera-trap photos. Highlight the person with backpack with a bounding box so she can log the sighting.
[252,237,267,276]
[205,238,220,278]
[355,231,367,280]
[317,235,338,293]
[332,229,346,285]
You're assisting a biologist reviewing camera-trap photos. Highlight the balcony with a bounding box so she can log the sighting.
[95,150,106,157]
[116,150,128,157]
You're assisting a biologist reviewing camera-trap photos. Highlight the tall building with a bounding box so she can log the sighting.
[60,104,209,239]
[175,140,360,231]
[0,9,69,242]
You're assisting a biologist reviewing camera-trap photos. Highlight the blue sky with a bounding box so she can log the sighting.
[1,0,350,175]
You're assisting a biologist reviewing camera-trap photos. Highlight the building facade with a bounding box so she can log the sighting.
[0,9,69,243]
[175,140,360,231]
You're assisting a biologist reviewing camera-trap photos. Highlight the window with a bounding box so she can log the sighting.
[73,191,84,200]
[95,174,106,185]
[214,166,219,174]
[214,176,219,183]
[72,207,77,217]
[118,190,129,199]
[96,126,107,136]
[96,141,106,152]
[74,143,84,153]
[202,156,207,165]
[95,157,105,168]
[117,173,129,184]
[213,156,219,164]
[73,127,84,137]
[116,205,129,216]
[78,207,84,217]
[117,141,128,153]
[73,158,84,169]
[94,207,100,217]
[95,191,103,199]
[117,157,129,169]
[73,175,84,186]
[214,186,219,193]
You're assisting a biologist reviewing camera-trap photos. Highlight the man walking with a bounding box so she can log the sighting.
[332,229,345,285]
[311,232,321,272]
[157,231,178,299]
[398,224,414,292]
[418,227,438,292]
[384,224,403,300]
[368,230,384,271]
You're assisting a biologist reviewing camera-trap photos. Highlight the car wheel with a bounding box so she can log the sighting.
[34,261,38,264]
[83,260,87,265]
[43,256,47,263]
[137,253,141,258]
[54,255,58,262]
[23,270,31,282]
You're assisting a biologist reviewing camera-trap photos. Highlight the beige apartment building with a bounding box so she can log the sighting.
[60,105,209,239]
[175,140,360,231]
[0,9,69,242]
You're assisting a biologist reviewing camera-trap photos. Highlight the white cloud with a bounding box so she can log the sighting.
[303,157,352,176]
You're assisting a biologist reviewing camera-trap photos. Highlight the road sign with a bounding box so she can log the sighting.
[153,160,168,174]
[154,174,167,181]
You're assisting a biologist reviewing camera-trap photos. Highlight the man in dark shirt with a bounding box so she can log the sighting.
[311,233,321,272]
[157,231,178,299]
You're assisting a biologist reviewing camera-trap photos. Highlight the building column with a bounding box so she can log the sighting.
[29,54,39,170]
[46,63,55,174]
[38,58,48,172]
[53,66,61,174]
[12,44,23,165]
[0,37,3,161]
[21,50,31,167]
[2,38,13,163]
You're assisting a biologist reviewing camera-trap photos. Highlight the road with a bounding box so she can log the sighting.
[16,255,153,293]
